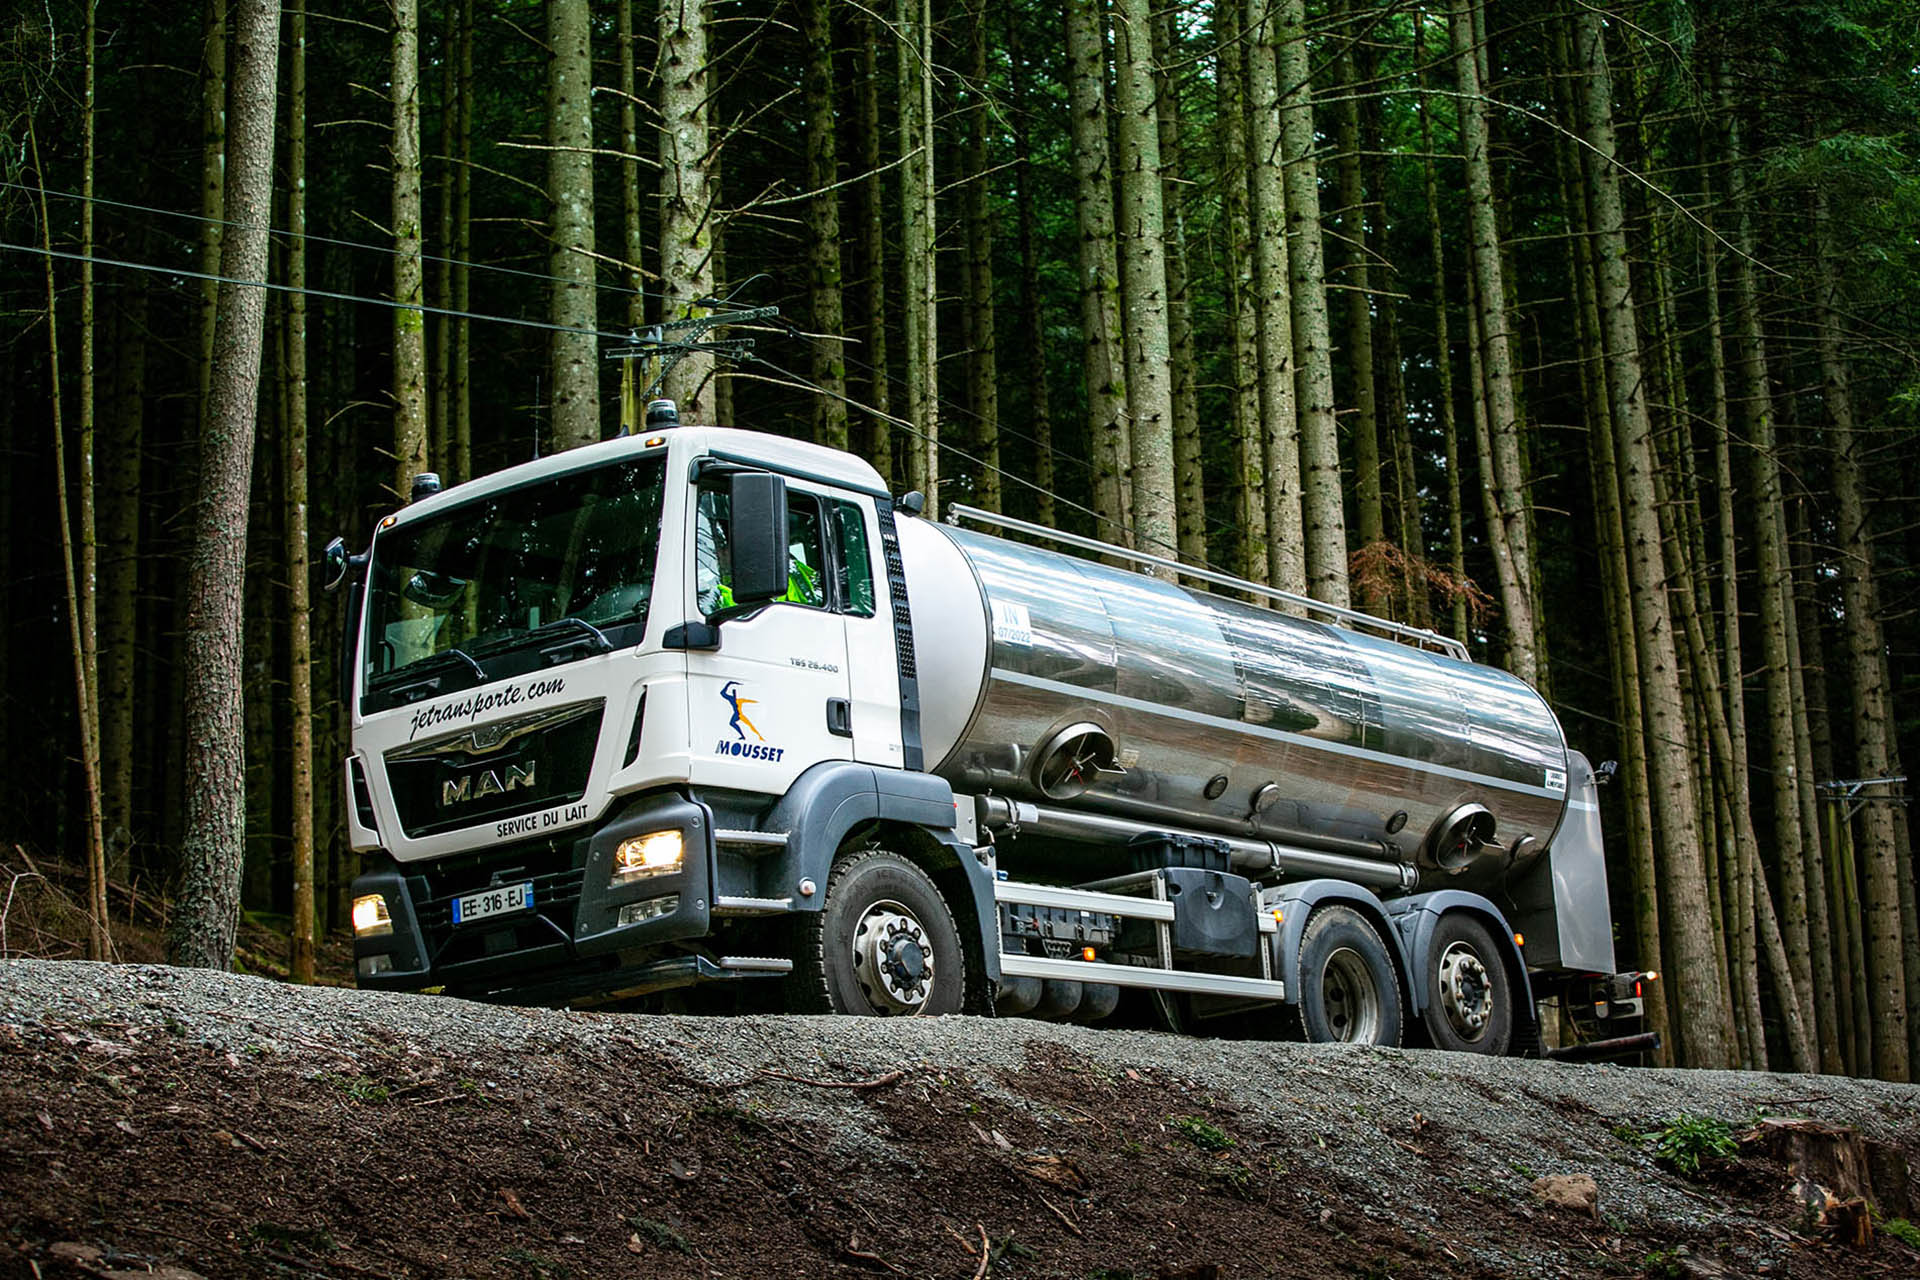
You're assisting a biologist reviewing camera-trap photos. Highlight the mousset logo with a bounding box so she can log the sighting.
[717,680,785,762]
[442,760,536,807]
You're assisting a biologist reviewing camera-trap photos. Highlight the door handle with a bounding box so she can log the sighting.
[826,698,852,737]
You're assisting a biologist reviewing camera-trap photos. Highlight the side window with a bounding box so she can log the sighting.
[834,501,877,618]
[693,479,830,613]
[783,499,828,608]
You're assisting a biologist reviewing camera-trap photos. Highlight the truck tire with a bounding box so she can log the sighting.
[1419,912,1512,1055]
[1289,905,1403,1047]
[790,849,968,1016]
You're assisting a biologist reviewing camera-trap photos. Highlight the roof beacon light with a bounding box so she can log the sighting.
[410,472,442,503]
[645,398,681,428]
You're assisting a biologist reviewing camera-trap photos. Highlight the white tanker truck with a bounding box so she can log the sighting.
[333,412,1648,1054]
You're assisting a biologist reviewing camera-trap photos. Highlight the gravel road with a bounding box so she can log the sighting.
[3,958,1917,1278]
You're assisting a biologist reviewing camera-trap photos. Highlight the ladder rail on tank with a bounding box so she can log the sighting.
[993,873,1287,1003]
[945,504,1471,663]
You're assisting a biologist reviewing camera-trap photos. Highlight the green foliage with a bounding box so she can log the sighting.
[1642,1115,1738,1177]
[1885,1218,1920,1248]
[1170,1114,1233,1152]
[627,1214,692,1255]
[320,1073,391,1104]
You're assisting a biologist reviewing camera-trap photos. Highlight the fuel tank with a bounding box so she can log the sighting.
[897,518,1570,896]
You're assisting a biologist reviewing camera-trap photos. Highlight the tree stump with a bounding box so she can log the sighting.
[1740,1117,1913,1246]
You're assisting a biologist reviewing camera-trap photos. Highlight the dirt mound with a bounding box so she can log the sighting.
[2,960,1918,1279]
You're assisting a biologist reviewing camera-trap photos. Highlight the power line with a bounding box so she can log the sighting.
[1,240,620,343]
[0,179,669,303]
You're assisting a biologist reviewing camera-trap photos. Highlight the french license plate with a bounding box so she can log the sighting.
[452,882,534,925]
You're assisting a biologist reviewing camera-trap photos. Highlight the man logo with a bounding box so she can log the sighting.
[442,761,536,807]
[719,680,763,741]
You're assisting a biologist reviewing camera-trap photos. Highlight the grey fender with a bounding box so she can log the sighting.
[1384,890,1536,1037]
[1264,879,1407,1007]
[760,761,999,982]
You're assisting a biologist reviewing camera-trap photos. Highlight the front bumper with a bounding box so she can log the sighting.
[351,790,716,1002]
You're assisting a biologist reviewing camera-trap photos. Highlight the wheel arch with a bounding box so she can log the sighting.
[1266,879,1409,1012]
[758,761,1000,997]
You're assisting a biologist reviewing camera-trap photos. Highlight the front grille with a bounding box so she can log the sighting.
[407,835,588,971]
[384,698,605,838]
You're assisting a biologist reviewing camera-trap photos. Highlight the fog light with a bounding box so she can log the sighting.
[612,830,684,885]
[618,895,679,927]
[357,954,394,978]
[352,893,393,937]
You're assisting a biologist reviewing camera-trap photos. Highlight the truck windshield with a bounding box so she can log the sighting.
[362,454,666,709]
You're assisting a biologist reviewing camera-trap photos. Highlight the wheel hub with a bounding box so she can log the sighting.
[1320,946,1383,1044]
[1438,941,1493,1039]
[851,901,935,1013]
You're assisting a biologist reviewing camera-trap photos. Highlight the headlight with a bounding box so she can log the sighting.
[612,830,685,885]
[352,893,393,937]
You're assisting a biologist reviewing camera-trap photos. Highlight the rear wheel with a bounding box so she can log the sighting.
[1419,913,1513,1055]
[790,849,967,1016]
[1289,905,1403,1047]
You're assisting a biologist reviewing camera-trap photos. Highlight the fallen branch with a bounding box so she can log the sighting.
[1035,1193,1084,1238]
[972,1225,990,1280]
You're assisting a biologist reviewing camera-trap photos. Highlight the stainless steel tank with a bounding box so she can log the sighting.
[897,518,1570,896]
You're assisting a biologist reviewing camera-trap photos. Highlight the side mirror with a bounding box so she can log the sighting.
[727,471,787,606]
[323,536,367,593]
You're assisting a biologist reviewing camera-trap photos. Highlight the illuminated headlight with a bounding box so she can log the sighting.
[352,893,393,937]
[611,830,684,885]
[618,895,680,927]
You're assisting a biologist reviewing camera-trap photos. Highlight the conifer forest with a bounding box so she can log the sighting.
[1,0,1917,1081]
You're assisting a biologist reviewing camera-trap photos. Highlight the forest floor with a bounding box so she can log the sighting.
[3,959,1920,1280]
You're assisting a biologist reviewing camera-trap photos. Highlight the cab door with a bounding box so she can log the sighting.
[685,481,853,793]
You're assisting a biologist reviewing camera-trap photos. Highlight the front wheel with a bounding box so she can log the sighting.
[1419,913,1513,1055]
[1288,905,1404,1047]
[790,849,968,1016]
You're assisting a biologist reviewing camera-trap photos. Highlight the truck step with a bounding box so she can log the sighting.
[713,895,795,916]
[715,829,789,850]
[1000,952,1285,1002]
[717,955,795,974]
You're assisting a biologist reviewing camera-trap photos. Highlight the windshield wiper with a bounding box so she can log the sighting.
[470,616,614,665]
[370,646,488,702]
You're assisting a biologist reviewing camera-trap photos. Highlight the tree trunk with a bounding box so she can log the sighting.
[197,0,227,429]
[1573,6,1729,1066]
[1450,0,1536,683]
[77,0,108,953]
[1820,196,1910,1081]
[1066,0,1128,542]
[545,0,598,450]
[661,0,716,417]
[1244,0,1302,594]
[1112,0,1176,567]
[391,0,427,492]
[1151,8,1203,567]
[26,123,109,961]
[1217,1,1264,580]
[1415,12,1466,643]
[170,0,281,972]
[1275,0,1346,608]
[286,0,314,985]
[857,15,893,487]
[806,0,849,452]
[1333,12,1382,586]
[618,0,645,336]
[896,0,938,511]
[1008,9,1052,528]
[450,0,472,484]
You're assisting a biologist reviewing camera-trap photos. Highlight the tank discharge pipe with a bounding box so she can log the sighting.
[976,798,1418,892]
